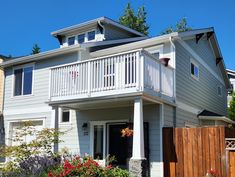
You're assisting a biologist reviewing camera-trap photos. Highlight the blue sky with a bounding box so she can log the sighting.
[0,0,235,69]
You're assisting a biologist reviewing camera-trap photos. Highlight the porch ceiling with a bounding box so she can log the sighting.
[55,97,154,110]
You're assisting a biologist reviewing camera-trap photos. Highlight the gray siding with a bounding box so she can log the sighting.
[175,39,227,116]
[3,52,78,111]
[176,108,200,127]
[104,24,137,40]
[163,104,175,127]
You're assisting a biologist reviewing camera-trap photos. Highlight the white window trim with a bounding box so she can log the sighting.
[146,45,164,59]
[66,29,97,46]
[190,58,199,80]
[89,119,127,166]
[12,63,35,98]
[59,108,72,125]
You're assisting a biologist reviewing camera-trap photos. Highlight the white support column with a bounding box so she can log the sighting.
[132,98,145,159]
[159,104,164,177]
[50,106,59,153]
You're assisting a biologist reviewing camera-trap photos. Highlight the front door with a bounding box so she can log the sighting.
[108,124,128,168]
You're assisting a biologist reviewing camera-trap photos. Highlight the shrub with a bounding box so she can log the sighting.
[47,155,130,177]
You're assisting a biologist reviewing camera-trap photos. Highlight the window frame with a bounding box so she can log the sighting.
[67,36,76,46]
[59,108,72,124]
[66,29,97,46]
[217,85,222,97]
[190,59,199,80]
[12,63,34,97]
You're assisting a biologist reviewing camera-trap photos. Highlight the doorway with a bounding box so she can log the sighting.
[108,123,129,168]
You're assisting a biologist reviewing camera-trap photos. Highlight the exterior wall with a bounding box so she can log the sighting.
[176,108,200,127]
[3,52,79,145]
[59,104,162,177]
[163,104,175,127]
[175,39,227,116]
[104,24,137,40]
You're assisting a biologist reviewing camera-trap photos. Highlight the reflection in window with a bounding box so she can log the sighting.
[68,36,75,46]
[78,34,85,44]
[88,31,95,41]
[93,125,103,159]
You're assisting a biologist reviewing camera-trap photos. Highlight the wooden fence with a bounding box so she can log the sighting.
[163,126,235,177]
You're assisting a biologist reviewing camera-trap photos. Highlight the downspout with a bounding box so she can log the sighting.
[98,20,105,40]
[169,36,176,102]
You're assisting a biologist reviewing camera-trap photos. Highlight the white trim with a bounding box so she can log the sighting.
[159,104,164,177]
[59,108,72,125]
[12,63,35,97]
[177,101,201,114]
[198,116,235,124]
[4,107,52,115]
[6,117,46,146]
[89,119,128,165]
[177,39,224,85]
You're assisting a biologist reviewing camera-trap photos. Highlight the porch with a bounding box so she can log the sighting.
[52,97,164,177]
[49,49,175,103]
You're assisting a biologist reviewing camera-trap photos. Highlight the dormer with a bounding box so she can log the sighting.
[51,17,146,48]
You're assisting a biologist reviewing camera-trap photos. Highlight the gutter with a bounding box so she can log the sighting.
[198,116,235,124]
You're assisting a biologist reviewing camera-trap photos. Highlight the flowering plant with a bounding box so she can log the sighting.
[47,155,130,177]
[204,168,217,177]
[121,127,133,137]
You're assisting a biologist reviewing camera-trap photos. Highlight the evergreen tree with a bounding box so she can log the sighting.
[119,2,149,35]
[161,17,192,34]
[228,93,235,120]
[31,44,41,54]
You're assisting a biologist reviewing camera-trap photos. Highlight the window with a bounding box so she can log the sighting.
[61,109,70,123]
[218,86,222,96]
[88,31,96,41]
[190,61,199,79]
[68,36,75,46]
[93,125,104,159]
[78,33,85,44]
[14,66,33,96]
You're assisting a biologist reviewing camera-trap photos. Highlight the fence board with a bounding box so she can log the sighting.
[163,126,234,177]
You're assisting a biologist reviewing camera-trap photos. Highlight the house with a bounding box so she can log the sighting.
[0,17,231,177]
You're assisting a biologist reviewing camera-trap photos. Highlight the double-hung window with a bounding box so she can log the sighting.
[14,65,33,96]
[88,31,96,41]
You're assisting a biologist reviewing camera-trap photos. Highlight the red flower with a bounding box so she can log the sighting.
[48,172,54,177]
[106,164,112,169]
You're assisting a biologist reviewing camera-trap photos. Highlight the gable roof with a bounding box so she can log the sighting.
[51,17,145,38]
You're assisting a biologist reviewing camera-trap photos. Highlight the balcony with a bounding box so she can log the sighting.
[49,49,175,103]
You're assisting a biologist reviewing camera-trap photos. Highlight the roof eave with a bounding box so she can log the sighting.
[199,116,235,124]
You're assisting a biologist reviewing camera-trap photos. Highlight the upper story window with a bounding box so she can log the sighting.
[68,36,75,46]
[88,30,96,41]
[190,60,199,79]
[78,33,85,44]
[14,65,33,96]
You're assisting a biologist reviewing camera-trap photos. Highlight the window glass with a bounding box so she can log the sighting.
[78,33,85,44]
[88,31,95,41]
[14,69,23,96]
[14,66,33,96]
[191,62,199,78]
[93,125,103,159]
[23,67,33,95]
[218,86,222,96]
[68,36,75,46]
[62,110,70,123]
[152,52,160,60]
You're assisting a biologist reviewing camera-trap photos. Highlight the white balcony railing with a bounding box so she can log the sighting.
[49,49,174,101]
